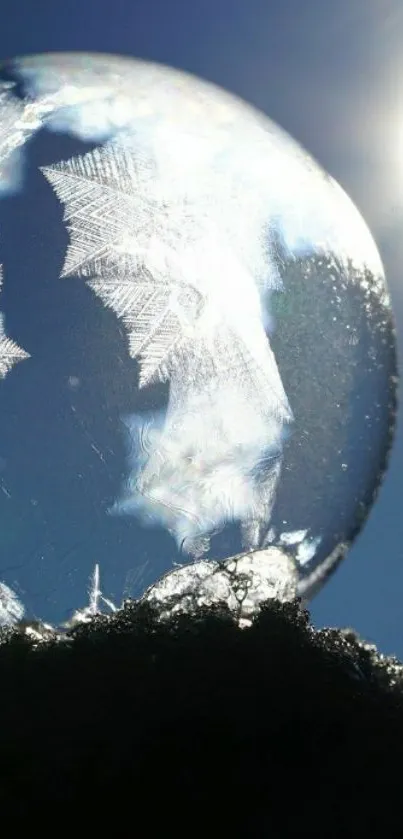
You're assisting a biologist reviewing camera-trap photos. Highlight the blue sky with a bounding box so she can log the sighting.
[1,0,402,654]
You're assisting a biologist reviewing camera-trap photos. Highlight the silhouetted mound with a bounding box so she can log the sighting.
[0,598,402,834]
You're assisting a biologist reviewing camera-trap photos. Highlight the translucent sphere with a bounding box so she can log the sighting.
[0,52,396,627]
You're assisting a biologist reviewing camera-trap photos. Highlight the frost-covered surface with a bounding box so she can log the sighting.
[143,547,298,622]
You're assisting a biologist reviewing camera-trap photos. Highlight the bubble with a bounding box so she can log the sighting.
[0,52,396,627]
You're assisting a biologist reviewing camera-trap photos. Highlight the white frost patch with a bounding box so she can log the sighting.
[264,527,322,568]
[0,81,44,195]
[143,546,298,622]
[0,581,25,625]
[296,536,322,566]
[279,529,308,547]
[0,84,38,374]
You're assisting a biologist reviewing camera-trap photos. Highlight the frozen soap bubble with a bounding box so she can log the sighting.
[0,52,397,627]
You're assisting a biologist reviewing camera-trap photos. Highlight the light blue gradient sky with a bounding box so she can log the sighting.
[1,0,402,654]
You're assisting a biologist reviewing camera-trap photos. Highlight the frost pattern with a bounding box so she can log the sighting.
[42,134,292,554]
[0,267,30,377]
[18,54,384,276]
[0,83,35,377]
[65,564,117,626]
[0,581,25,625]
[0,81,44,194]
[144,547,298,625]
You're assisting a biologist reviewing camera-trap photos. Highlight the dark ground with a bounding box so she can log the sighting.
[0,595,402,835]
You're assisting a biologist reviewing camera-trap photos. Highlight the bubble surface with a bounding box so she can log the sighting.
[0,52,396,626]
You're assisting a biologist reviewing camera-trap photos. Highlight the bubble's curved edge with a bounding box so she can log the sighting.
[298,362,399,601]
[297,541,350,602]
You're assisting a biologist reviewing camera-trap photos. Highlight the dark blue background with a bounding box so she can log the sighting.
[1,0,402,653]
